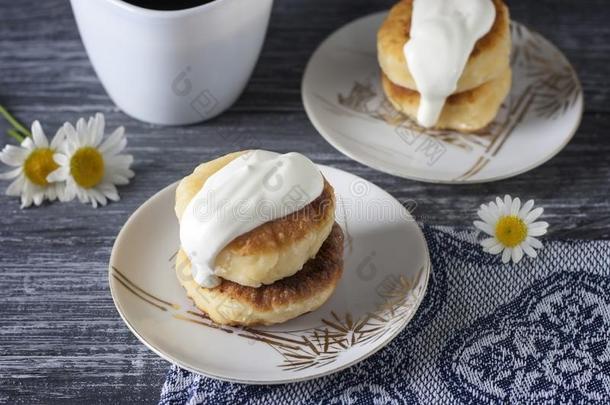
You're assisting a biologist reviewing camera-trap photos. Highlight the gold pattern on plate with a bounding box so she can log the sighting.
[110,256,428,372]
[518,34,581,118]
[321,22,580,182]
[111,266,180,311]
[241,270,426,371]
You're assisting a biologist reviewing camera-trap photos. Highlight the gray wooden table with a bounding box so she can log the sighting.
[0,0,608,403]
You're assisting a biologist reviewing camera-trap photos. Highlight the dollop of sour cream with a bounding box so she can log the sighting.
[403,0,495,127]
[180,150,324,288]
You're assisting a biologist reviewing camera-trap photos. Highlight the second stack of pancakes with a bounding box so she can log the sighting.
[377,0,512,132]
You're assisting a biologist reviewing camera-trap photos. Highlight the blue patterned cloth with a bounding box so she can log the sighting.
[159,226,610,404]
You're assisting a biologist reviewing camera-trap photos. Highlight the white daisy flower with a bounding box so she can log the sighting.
[0,121,67,208]
[474,195,549,264]
[48,113,134,208]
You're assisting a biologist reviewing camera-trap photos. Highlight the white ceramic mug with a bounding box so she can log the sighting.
[70,0,273,125]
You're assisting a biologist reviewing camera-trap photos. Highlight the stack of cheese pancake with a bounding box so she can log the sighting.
[174,150,343,326]
[377,0,511,132]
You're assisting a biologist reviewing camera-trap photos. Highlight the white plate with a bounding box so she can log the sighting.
[109,165,430,384]
[302,13,584,183]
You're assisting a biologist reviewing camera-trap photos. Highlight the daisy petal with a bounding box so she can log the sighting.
[21,193,32,209]
[22,178,33,195]
[31,121,49,148]
[512,245,524,263]
[474,220,494,235]
[76,188,88,203]
[526,236,543,249]
[6,176,25,196]
[480,202,500,219]
[63,122,79,147]
[486,202,501,221]
[107,154,133,168]
[92,113,105,147]
[47,167,70,182]
[477,208,495,225]
[481,237,498,248]
[111,174,130,185]
[519,199,535,218]
[62,181,77,201]
[0,166,22,180]
[101,138,127,158]
[529,221,549,230]
[487,243,505,254]
[64,141,78,156]
[525,207,544,224]
[502,248,512,264]
[53,153,69,166]
[503,195,512,215]
[529,227,548,237]
[495,197,504,211]
[99,183,120,201]
[76,118,87,141]
[33,192,44,206]
[91,189,107,207]
[50,127,65,150]
[21,137,35,149]
[56,183,72,202]
[521,242,538,258]
[20,181,35,208]
[99,126,125,154]
[47,185,57,201]
[510,197,521,215]
[0,145,29,166]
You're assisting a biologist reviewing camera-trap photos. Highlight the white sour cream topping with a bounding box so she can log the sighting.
[180,150,324,288]
[403,0,495,127]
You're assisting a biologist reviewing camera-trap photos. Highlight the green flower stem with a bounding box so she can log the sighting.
[0,104,31,138]
[7,128,25,143]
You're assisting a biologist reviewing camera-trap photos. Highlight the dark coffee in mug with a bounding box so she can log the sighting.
[122,0,215,11]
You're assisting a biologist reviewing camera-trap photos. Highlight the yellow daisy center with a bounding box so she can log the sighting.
[23,148,59,186]
[495,215,528,247]
[70,147,105,189]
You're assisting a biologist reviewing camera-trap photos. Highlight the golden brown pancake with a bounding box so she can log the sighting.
[382,68,512,132]
[175,151,336,288]
[377,0,511,92]
[175,223,344,326]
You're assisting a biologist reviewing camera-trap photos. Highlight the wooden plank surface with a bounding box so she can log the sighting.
[0,0,608,403]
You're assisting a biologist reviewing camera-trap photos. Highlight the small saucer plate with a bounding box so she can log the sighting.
[109,165,430,384]
[302,13,583,183]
